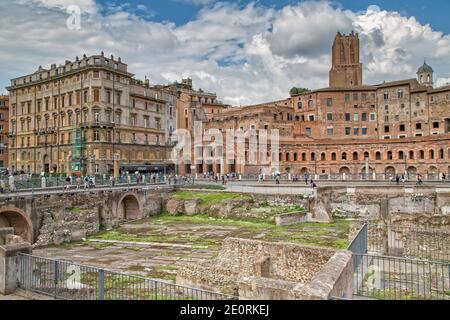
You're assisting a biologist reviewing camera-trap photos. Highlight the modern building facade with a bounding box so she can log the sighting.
[178,32,450,180]
[0,95,8,169]
[7,53,176,175]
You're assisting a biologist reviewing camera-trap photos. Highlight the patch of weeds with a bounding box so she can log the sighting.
[171,191,252,206]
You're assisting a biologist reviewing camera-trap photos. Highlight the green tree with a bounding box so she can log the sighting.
[290,87,310,96]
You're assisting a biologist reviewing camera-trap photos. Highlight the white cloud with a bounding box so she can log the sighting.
[34,0,97,13]
[0,0,450,105]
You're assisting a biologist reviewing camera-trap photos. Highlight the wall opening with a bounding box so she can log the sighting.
[0,208,33,243]
[118,194,141,220]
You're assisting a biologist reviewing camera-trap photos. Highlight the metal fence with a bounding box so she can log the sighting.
[353,254,450,300]
[18,254,237,301]
[348,223,450,300]
[367,224,450,262]
[348,224,368,272]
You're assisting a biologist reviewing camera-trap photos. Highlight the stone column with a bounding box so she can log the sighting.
[0,243,32,295]
[114,154,120,178]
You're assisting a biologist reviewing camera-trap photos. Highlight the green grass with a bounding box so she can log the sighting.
[171,191,252,205]
[89,212,351,250]
[176,184,226,191]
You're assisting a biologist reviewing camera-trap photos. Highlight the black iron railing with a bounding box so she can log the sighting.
[18,254,237,301]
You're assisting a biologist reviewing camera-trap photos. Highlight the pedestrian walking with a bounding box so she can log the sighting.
[8,174,15,192]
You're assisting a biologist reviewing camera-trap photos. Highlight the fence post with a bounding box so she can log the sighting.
[98,269,105,300]
[54,260,58,299]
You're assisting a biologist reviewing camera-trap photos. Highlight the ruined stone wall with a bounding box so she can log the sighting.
[315,186,450,223]
[0,189,169,247]
[177,238,353,299]
[165,192,308,221]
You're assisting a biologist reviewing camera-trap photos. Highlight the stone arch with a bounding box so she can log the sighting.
[385,166,396,176]
[117,193,142,220]
[339,167,350,174]
[300,167,309,174]
[407,166,417,177]
[360,166,374,174]
[0,207,33,243]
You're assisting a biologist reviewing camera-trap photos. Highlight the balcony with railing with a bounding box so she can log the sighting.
[79,121,115,129]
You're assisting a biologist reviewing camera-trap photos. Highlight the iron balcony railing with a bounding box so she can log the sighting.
[18,253,237,301]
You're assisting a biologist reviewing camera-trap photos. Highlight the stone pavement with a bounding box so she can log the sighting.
[0,289,52,300]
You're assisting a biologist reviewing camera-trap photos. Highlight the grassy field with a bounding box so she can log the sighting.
[91,214,351,250]
[171,191,252,205]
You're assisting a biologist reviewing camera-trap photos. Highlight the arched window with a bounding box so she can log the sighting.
[279,153,283,161]
[311,153,316,161]
[294,153,298,161]
[439,149,444,159]
[419,150,425,159]
[399,151,404,160]
[321,153,326,161]
[364,152,369,160]
[286,153,290,161]
[353,152,358,161]
[409,151,414,160]
[387,151,393,160]
[342,152,347,161]
[331,152,337,161]
[302,153,306,161]
[376,152,381,160]
[429,150,435,159]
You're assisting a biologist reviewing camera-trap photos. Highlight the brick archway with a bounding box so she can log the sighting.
[117,193,142,220]
[0,207,33,243]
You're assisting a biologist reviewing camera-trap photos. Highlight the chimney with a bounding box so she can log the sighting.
[110,54,114,60]
[101,51,104,57]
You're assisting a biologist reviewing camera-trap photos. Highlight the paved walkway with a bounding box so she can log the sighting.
[0,289,52,300]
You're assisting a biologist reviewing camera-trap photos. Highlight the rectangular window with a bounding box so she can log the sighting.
[353,94,358,101]
[344,94,350,103]
[93,89,100,102]
[327,128,333,136]
[370,113,376,121]
[354,127,359,135]
[354,113,359,121]
[362,127,367,135]
[308,115,315,121]
[398,89,404,99]
[384,92,389,100]
[326,98,333,107]
[345,127,351,135]
[416,123,422,130]
[305,128,311,137]
[327,113,333,121]
[345,113,350,121]
[361,113,367,121]
[384,125,390,133]
[400,124,406,132]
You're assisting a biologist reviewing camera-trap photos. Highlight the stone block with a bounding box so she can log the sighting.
[166,199,184,215]
[275,212,308,226]
[0,243,32,295]
[184,199,200,216]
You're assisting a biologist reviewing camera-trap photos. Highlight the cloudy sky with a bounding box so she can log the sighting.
[1,0,450,105]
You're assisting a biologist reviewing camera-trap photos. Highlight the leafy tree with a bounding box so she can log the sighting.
[290,87,310,96]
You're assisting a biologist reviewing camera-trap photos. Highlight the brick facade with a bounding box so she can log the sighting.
[178,32,450,179]
[0,95,8,169]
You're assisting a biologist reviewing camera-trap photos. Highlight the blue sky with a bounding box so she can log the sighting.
[98,0,450,34]
[1,0,450,104]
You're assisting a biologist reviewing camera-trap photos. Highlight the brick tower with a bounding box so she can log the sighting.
[329,31,363,87]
